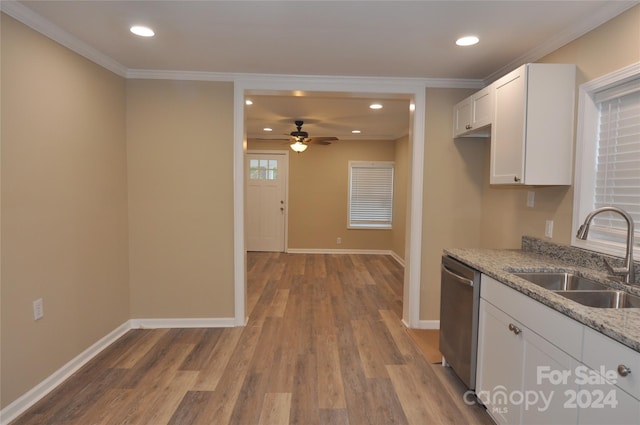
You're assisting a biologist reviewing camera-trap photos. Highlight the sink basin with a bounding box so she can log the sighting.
[555,290,640,309]
[513,272,609,291]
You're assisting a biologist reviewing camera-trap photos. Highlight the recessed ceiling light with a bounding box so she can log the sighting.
[263,128,272,132]
[245,99,253,105]
[369,103,383,110]
[456,36,479,47]
[352,130,361,134]
[130,25,155,37]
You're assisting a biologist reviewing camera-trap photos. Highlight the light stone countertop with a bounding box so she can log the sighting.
[444,243,640,353]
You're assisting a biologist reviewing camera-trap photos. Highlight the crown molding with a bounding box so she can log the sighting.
[1,0,128,77]
[5,0,633,88]
[127,68,484,89]
[483,1,639,85]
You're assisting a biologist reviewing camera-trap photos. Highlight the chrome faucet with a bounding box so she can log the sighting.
[576,206,636,285]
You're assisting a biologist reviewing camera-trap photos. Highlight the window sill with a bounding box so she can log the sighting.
[572,238,639,260]
[348,224,392,230]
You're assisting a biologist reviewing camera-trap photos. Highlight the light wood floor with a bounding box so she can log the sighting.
[10,253,492,425]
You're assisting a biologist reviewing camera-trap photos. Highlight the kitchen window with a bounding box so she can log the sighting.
[348,161,394,229]
[573,62,640,256]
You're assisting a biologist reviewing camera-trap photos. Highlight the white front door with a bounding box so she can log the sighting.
[246,152,287,252]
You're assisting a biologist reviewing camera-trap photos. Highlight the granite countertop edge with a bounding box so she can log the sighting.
[443,247,640,353]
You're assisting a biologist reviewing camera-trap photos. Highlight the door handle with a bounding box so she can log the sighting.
[441,265,474,287]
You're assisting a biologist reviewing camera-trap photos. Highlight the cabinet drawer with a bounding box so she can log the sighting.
[481,275,583,359]
[583,327,640,400]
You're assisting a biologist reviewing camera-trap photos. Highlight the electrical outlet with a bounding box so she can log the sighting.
[336,237,342,245]
[545,220,554,238]
[527,191,535,208]
[33,298,44,320]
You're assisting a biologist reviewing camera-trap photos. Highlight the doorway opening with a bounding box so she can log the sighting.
[233,78,426,328]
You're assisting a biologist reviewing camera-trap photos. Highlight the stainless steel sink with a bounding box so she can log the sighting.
[513,272,609,291]
[555,290,640,309]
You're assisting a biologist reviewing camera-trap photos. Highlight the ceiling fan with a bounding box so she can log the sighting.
[289,120,338,145]
[288,120,338,152]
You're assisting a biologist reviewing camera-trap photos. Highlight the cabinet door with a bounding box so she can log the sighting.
[453,97,472,137]
[521,327,579,425]
[491,65,526,184]
[477,299,524,425]
[472,87,493,129]
[577,374,640,424]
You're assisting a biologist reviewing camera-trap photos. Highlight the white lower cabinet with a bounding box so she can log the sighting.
[477,299,578,425]
[477,274,640,425]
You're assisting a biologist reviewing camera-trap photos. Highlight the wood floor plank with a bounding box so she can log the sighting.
[379,309,421,359]
[387,364,439,424]
[289,353,319,425]
[179,328,223,370]
[137,370,199,425]
[351,320,391,379]
[270,288,290,318]
[166,390,214,425]
[102,342,195,424]
[110,328,170,369]
[195,324,262,424]
[316,334,347,409]
[191,326,243,391]
[258,392,292,425]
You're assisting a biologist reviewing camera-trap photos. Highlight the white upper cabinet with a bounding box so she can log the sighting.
[453,86,493,138]
[490,63,576,185]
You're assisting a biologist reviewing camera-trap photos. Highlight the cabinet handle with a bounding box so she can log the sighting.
[617,364,631,377]
[508,323,522,335]
[513,176,521,183]
[466,124,472,130]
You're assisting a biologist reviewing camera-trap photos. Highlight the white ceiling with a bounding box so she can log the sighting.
[5,0,637,142]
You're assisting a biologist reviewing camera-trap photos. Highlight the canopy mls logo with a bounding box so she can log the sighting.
[464,365,620,413]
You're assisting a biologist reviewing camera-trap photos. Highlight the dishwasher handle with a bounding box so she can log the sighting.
[441,264,474,287]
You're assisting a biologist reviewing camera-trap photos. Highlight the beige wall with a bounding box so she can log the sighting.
[1,15,129,407]
[391,134,409,259]
[248,138,403,252]
[478,4,640,250]
[420,88,487,320]
[126,79,235,319]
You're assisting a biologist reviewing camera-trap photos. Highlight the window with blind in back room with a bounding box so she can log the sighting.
[348,161,394,229]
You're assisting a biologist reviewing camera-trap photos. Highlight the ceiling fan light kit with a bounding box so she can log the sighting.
[290,140,308,153]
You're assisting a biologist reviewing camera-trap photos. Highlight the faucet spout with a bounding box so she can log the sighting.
[576,206,636,284]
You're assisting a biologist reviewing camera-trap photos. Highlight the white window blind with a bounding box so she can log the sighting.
[349,161,394,229]
[590,79,640,246]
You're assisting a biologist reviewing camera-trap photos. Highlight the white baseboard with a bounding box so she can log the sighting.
[130,317,237,329]
[0,321,132,425]
[401,319,440,330]
[0,317,239,424]
[285,248,406,267]
[286,248,394,255]
[415,320,440,330]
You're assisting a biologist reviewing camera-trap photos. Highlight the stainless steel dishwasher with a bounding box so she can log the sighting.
[439,255,481,390]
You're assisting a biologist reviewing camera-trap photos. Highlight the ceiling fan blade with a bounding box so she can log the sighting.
[307,136,338,145]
